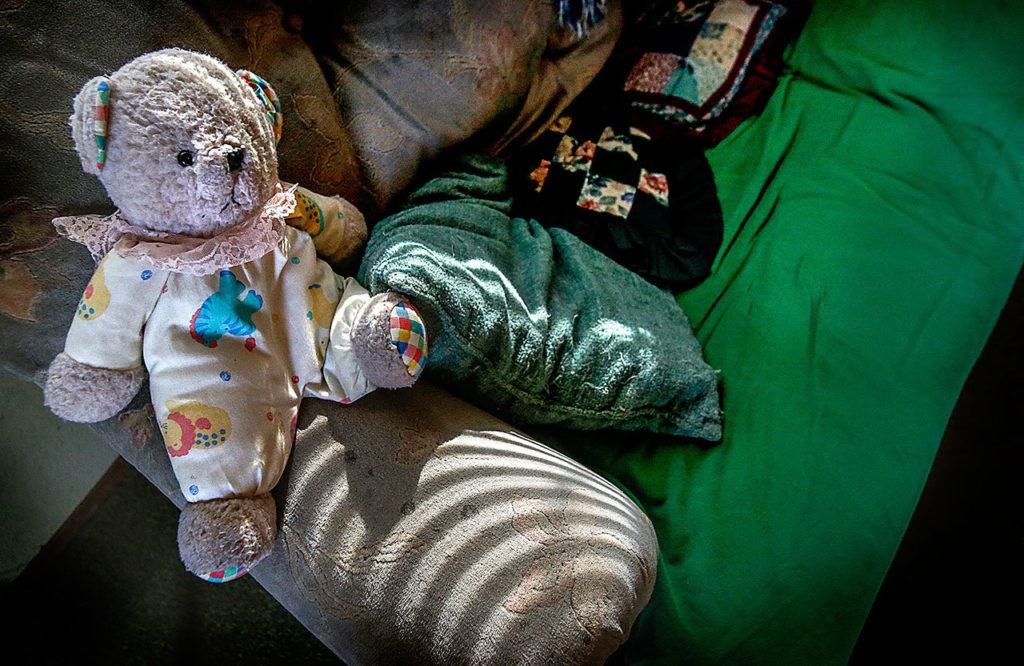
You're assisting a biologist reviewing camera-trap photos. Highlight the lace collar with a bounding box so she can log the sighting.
[54,185,297,276]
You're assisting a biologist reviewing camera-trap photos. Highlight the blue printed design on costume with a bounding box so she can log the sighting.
[189,270,263,348]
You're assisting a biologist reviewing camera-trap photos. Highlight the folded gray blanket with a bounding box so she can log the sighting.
[359,154,722,440]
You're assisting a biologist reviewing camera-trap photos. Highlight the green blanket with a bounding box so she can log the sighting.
[549,0,1022,663]
[360,155,722,440]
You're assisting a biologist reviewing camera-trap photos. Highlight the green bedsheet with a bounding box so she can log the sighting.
[549,1,1024,663]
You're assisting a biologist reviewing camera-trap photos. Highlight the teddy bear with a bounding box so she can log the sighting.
[43,48,428,583]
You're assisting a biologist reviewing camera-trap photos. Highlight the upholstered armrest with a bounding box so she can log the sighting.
[90,381,658,664]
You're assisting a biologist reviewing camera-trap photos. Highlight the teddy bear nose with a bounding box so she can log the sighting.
[226,148,245,172]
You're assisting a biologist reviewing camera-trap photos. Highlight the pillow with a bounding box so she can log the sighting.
[622,0,806,145]
[359,154,723,441]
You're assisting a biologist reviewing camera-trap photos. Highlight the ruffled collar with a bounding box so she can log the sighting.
[54,185,297,276]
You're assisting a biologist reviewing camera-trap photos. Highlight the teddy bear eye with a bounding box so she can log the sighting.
[177,150,194,167]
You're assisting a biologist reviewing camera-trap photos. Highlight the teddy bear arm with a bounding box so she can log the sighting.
[45,252,167,422]
[44,353,145,422]
[283,184,368,266]
[349,290,427,390]
[318,279,426,401]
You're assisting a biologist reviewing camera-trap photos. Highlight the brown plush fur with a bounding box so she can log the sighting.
[351,291,419,389]
[177,494,277,574]
[43,352,145,422]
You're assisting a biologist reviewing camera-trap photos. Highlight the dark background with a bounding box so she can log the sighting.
[851,269,1023,662]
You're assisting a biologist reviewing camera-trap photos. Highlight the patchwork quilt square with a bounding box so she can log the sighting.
[577,175,636,219]
[597,126,640,160]
[529,159,551,192]
[624,52,682,95]
[638,169,670,207]
[553,134,596,173]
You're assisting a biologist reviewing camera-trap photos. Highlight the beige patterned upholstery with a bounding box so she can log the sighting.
[93,382,658,664]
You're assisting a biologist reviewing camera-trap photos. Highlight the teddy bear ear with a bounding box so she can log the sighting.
[69,75,112,176]
[236,69,283,144]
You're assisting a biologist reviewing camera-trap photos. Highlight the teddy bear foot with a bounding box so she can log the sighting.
[177,494,277,583]
[350,292,428,389]
[44,352,145,423]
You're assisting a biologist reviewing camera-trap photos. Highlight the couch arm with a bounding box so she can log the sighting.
[91,381,658,664]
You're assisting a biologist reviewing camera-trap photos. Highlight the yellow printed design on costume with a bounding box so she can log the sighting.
[284,185,364,263]
[77,255,111,320]
[287,189,325,237]
[307,283,337,328]
[161,401,232,458]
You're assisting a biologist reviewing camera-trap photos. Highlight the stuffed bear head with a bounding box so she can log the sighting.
[70,48,283,237]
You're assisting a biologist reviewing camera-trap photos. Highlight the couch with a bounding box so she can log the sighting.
[1,0,1021,663]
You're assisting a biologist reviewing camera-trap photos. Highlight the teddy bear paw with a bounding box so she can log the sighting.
[43,353,145,422]
[350,292,427,389]
[177,494,277,582]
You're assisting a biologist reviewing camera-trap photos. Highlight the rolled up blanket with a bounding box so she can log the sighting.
[359,154,722,441]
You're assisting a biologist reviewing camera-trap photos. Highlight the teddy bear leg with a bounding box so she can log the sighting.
[177,494,277,583]
[350,292,427,389]
[44,352,146,422]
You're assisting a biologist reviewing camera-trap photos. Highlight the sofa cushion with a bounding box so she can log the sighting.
[484,0,623,154]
